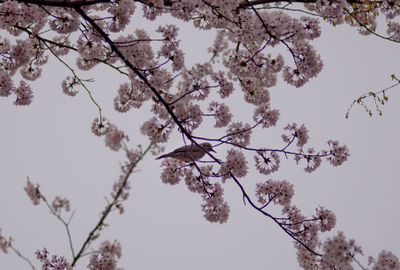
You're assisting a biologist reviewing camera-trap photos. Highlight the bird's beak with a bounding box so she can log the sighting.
[211,149,216,153]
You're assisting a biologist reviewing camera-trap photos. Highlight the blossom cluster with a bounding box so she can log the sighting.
[282,123,309,148]
[254,151,280,175]
[252,178,341,270]
[201,182,230,224]
[218,149,248,181]
[225,122,252,147]
[255,179,294,206]
[208,101,232,128]
[87,240,123,270]
[24,178,41,205]
[160,160,230,223]
[372,250,400,270]
[321,232,363,270]
[91,117,127,152]
[51,196,71,213]
[35,248,72,270]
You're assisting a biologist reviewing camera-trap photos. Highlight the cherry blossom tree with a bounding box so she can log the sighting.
[0,0,399,270]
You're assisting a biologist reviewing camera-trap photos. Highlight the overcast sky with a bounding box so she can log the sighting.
[1,8,399,270]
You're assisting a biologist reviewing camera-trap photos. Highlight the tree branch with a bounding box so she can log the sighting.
[9,0,110,7]
[229,172,321,256]
[71,142,153,266]
[238,0,365,8]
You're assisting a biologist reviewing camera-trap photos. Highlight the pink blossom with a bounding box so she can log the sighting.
[15,2,45,28]
[88,252,117,270]
[321,231,362,270]
[302,148,322,173]
[10,39,33,68]
[255,179,294,206]
[380,1,400,19]
[296,244,318,270]
[208,30,228,59]
[0,70,13,97]
[372,250,400,270]
[282,123,309,148]
[14,80,33,106]
[35,248,72,270]
[218,149,248,181]
[157,24,179,41]
[316,207,336,232]
[326,140,350,166]
[114,31,155,70]
[387,22,400,42]
[211,71,233,99]
[184,165,214,195]
[50,36,71,56]
[282,41,323,87]
[20,64,42,81]
[157,32,182,65]
[253,103,280,128]
[173,103,203,132]
[160,159,186,185]
[297,17,321,40]
[105,124,126,151]
[201,199,230,224]
[24,178,40,205]
[107,0,136,32]
[243,85,271,105]
[201,183,229,223]
[0,1,22,28]
[140,117,172,143]
[49,9,80,34]
[177,63,213,101]
[254,151,280,175]
[99,240,122,259]
[184,168,205,194]
[113,82,147,113]
[52,196,71,213]
[142,0,165,20]
[61,76,80,96]
[281,205,306,232]
[226,122,251,147]
[91,116,111,137]
[208,101,232,128]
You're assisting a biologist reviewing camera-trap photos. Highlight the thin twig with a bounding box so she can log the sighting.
[71,142,153,266]
[9,243,36,270]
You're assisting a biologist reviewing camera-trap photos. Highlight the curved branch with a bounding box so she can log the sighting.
[229,172,321,256]
[12,0,111,7]
[73,6,204,153]
[238,0,365,8]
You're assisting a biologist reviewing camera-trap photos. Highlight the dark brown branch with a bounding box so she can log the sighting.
[73,6,206,154]
[238,0,365,8]
[9,0,111,7]
[229,172,321,256]
[13,0,366,9]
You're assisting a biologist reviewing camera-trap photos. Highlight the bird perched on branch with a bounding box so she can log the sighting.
[155,142,215,161]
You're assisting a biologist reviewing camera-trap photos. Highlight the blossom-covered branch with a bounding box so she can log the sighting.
[0,0,399,270]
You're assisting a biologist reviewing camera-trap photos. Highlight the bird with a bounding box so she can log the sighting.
[155,142,215,161]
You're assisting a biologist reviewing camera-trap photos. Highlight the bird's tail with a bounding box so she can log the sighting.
[155,154,168,160]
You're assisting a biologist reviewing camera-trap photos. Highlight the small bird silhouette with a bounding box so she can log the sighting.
[155,142,215,161]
